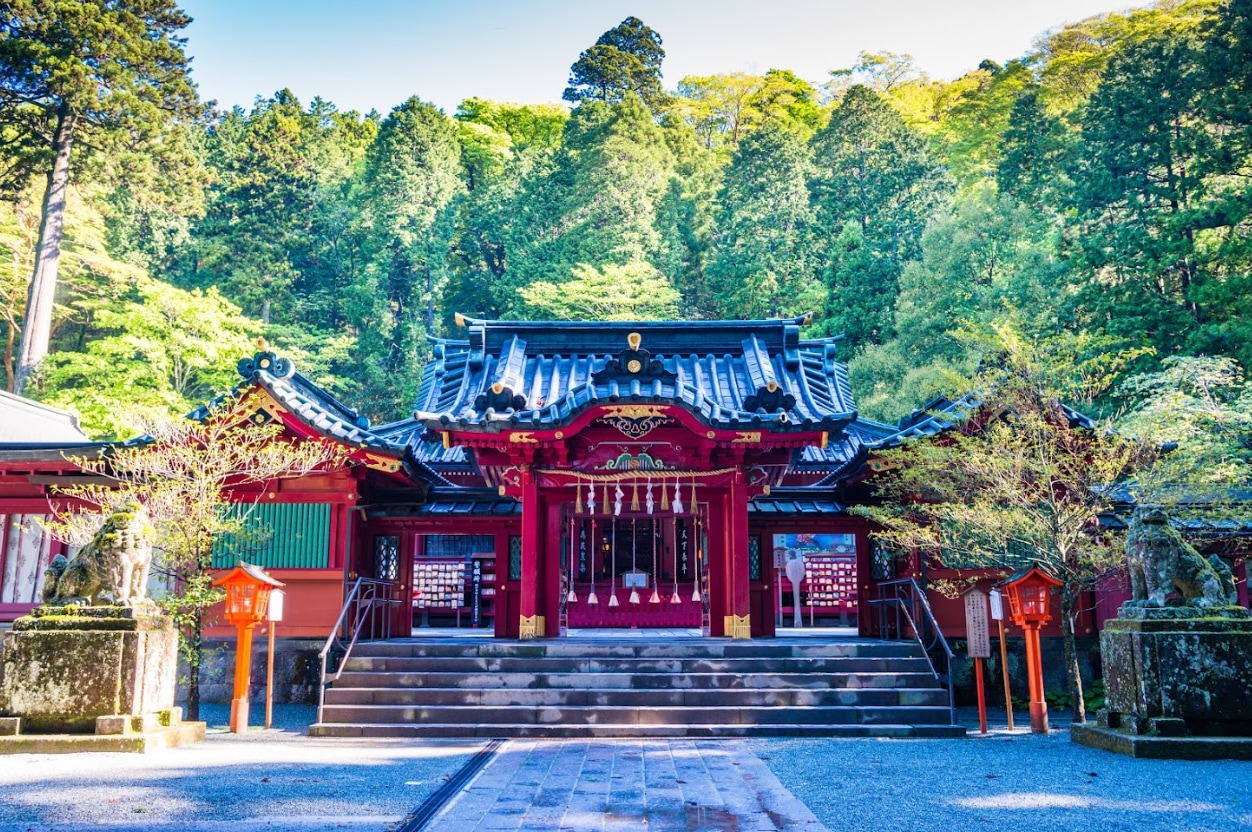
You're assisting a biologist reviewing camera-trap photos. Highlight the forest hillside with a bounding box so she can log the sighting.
[1,0,1250,438]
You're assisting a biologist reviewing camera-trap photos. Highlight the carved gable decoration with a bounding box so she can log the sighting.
[596,405,673,439]
[591,332,677,385]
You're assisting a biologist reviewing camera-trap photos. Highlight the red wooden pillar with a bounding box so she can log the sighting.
[543,495,563,637]
[706,491,726,636]
[518,466,544,640]
[725,471,752,639]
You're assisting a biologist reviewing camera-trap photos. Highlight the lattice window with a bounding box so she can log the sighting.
[509,535,523,581]
[748,536,762,581]
[374,535,400,581]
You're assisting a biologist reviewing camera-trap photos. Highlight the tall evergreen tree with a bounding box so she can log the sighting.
[502,95,677,313]
[707,123,818,319]
[1069,32,1221,355]
[810,86,951,349]
[563,17,667,111]
[0,0,202,392]
[353,97,463,417]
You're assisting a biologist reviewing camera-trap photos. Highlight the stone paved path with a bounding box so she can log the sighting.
[423,739,829,832]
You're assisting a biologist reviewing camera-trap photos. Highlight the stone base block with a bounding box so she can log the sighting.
[2,609,177,733]
[1101,612,1252,736]
[0,721,206,754]
[1072,723,1252,760]
[0,717,18,736]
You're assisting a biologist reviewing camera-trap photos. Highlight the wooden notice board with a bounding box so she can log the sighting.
[964,589,991,658]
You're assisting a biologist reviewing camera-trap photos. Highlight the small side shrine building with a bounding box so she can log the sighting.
[7,315,1239,641]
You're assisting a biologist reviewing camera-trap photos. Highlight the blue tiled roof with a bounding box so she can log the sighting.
[415,316,857,434]
[867,395,1097,449]
[231,353,399,453]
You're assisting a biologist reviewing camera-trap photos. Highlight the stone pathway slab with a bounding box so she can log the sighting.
[424,739,829,832]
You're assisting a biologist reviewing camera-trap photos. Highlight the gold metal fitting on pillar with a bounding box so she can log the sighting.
[518,614,544,640]
[725,614,751,640]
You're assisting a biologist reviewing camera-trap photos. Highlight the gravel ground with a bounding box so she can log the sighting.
[751,711,1252,832]
[0,704,482,832]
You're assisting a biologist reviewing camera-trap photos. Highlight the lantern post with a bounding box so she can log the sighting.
[212,562,285,734]
[1000,566,1063,734]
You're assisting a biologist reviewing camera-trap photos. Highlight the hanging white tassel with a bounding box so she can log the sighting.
[567,587,578,603]
[586,482,596,515]
[670,589,681,604]
[587,587,599,605]
[629,588,641,605]
[614,483,623,516]
[650,585,661,604]
[692,584,702,602]
[608,589,620,607]
[645,480,654,514]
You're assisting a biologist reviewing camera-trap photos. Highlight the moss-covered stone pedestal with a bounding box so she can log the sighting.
[0,606,205,753]
[1071,606,1252,760]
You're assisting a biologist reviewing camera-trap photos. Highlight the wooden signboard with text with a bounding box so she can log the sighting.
[964,589,991,658]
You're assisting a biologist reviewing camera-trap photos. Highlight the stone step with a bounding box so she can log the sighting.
[349,640,923,660]
[323,686,950,708]
[330,670,941,690]
[317,703,954,726]
[339,655,935,674]
[308,721,967,739]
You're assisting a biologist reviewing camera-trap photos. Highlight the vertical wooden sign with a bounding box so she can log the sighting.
[964,590,991,658]
[962,587,991,734]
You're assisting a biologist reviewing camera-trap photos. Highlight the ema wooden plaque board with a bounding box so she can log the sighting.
[964,589,991,658]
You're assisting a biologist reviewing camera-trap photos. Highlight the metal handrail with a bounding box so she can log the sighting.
[316,577,400,724]
[868,577,957,726]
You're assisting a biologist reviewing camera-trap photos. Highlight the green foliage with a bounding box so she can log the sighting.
[707,123,819,319]
[34,279,255,438]
[674,70,823,153]
[810,86,952,348]
[501,95,677,312]
[46,396,346,719]
[1116,356,1252,507]
[563,17,667,111]
[0,0,202,193]
[857,324,1157,722]
[5,0,1249,449]
[518,261,680,321]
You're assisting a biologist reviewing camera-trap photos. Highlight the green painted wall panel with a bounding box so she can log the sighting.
[212,502,332,569]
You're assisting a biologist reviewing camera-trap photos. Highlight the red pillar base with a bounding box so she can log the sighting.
[1029,700,1050,734]
[230,696,250,734]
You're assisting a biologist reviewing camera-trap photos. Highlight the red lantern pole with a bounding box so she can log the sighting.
[999,567,1061,735]
[213,562,285,735]
[230,622,255,733]
[1024,622,1048,733]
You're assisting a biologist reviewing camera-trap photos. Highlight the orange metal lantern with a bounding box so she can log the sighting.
[999,566,1062,734]
[212,562,285,733]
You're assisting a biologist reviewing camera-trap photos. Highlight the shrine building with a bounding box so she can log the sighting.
[0,314,1246,641]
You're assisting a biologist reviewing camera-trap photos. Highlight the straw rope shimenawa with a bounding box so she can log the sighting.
[536,468,737,482]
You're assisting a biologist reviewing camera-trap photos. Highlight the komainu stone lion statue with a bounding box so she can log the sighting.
[1125,507,1236,608]
[41,500,155,607]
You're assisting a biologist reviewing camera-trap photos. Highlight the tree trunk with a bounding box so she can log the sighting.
[1060,588,1086,723]
[185,606,203,722]
[15,103,76,394]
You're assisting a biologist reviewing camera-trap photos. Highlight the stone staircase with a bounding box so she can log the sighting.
[308,637,965,739]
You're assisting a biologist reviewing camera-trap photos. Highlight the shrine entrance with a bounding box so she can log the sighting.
[561,505,709,630]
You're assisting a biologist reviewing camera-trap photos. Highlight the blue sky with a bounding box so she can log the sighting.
[180,0,1137,116]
